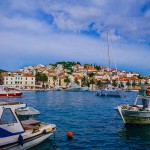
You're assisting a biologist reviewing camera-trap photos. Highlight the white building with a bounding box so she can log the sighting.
[3,72,35,89]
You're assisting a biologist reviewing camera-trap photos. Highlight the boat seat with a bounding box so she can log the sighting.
[22,124,38,130]
[21,120,41,126]
[21,120,41,131]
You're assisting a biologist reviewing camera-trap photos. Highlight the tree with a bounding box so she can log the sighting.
[138,74,142,79]
[88,72,95,78]
[132,80,136,88]
[90,79,95,90]
[53,76,57,86]
[41,74,48,88]
[64,76,71,86]
[97,80,102,88]
[112,79,117,87]
[35,72,42,83]
[120,82,124,88]
[74,78,79,85]
[76,62,81,65]
[82,76,87,86]
[126,81,131,87]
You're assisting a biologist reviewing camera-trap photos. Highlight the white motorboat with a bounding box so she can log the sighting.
[116,87,150,124]
[65,82,82,92]
[96,85,122,97]
[16,107,40,121]
[51,86,62,91]
[80,86,89,92]
[0,102,56,149]
[0,86,23,97]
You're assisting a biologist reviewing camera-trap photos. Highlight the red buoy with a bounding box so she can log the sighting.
[67,132,73,138]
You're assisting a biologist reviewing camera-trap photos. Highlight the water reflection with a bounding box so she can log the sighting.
[119,124,150,140]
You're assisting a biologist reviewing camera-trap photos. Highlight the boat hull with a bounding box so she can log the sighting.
[65,87,82,92]
[2,132,53,150]
[118,107,150,125]
[0,92,22,97]
[96,90,121,97]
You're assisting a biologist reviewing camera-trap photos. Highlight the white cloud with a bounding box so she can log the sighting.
[0,0,150,75]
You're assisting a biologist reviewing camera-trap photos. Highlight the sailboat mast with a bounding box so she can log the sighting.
[106,28,112,84]
[106,29,111,70]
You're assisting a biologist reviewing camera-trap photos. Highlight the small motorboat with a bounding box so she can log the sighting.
[65,82,82,92]
[51,86,62,91]
[0,101,56,149]
[116,87,150,125]
[0,86,23,97]
[16,106,40,120]
[96,85,122,97]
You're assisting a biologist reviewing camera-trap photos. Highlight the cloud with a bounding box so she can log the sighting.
[0,0,150,75]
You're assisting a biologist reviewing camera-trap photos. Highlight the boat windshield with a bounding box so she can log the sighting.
[135,98,150,108]
[0,108,17,124]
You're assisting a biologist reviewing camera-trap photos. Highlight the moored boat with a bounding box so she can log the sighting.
[16,106,40,121]
[96,85,122,97]
[0,86,22,97]
[0,101,56,149]
[116,87,150,125]
[65,82,82,92]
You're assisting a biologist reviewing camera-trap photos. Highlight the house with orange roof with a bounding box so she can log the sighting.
[72,64,84,71]
[85,65,98,73]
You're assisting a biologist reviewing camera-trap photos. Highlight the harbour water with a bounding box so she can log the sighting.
[2,91,150,150]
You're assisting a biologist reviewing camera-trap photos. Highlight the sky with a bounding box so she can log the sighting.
[0,0,150,75]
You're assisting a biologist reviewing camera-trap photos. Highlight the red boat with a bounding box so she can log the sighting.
[0,86,23,97]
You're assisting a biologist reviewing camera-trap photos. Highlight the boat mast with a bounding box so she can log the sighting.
[106,28,111,70]
[106,28,112,84]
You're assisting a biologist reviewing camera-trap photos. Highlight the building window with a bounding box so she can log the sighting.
[26,77,27,80]
[16,77,17,80]
[11,82,12,84]
[6,78,8,80]
[11,78,12,80]
[25,82,27,84]
[6,81,8,84]
[15,81,17,84]
[21,78,22,80]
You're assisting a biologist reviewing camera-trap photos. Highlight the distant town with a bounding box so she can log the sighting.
[0,61,150,91]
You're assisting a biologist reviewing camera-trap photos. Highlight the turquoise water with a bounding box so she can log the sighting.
[3,91,150,150]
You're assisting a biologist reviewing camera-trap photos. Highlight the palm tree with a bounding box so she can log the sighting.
[112,79,118,87]
[82,76,87,86]
[74,78,79,85]
[35,72,42,83]
[90,79,95,91]
[64,76,71,86]
[120,82,124,88]
[41,74,48,89]
[132,80,136,89]
[53,76,57,86]
[97,80,102,89]
[126,81,131,87]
